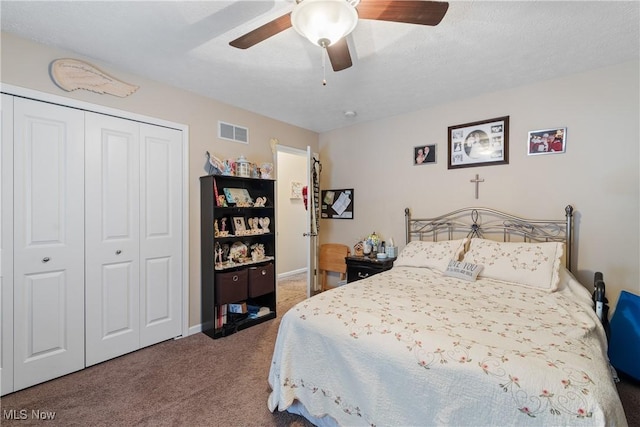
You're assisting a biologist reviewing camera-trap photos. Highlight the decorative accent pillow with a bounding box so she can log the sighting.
[443,260,484,281]
[461,238,564,291]
[395,239,468,272]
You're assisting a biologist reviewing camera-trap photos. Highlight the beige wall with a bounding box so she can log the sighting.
[0,32,319,328]
[3,30,638,320]
[320,60,640,310]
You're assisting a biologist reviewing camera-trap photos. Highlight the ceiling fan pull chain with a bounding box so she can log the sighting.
[321,45,327,86]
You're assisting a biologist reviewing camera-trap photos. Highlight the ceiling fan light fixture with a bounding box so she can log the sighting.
[291,0,359,47]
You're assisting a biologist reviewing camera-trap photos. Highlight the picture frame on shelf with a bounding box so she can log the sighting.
[448,116,509,169]
[223,187,253,205]
[414,144,436,165]
[231,216,247,235]
[527,127,566,155]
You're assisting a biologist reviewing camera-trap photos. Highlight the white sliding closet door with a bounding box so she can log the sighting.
[12,98,85,390]
[85,113,140,366]
[139,124,182,347]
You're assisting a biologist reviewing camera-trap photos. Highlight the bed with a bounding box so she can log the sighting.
[268,206,627,426]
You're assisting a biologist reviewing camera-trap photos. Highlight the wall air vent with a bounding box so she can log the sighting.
[218,121,249,144]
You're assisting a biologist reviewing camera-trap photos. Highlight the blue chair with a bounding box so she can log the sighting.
[608,290,640,381]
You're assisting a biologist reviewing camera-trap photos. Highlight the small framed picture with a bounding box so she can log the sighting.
[290,181,303,199]
[528,127,566,155]
[448,116,509,169]
[414,144,436,165]
[231,216,246,235]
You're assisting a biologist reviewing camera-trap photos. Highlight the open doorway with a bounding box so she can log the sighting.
[275,146,308,286]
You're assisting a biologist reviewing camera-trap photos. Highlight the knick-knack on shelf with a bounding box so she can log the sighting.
[260,163,273,179]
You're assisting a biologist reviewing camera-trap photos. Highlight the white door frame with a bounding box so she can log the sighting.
[274,144,314,295]
[1,94,15,395]
[0,84,191,340]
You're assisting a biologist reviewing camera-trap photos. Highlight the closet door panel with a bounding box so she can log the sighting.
[144,256,171,324]
[100,262,136,331]
[139,124,182,346]
[85,113,140,366]
[1,94,14,395]
[23,272,68,352]
[12,98,85,391]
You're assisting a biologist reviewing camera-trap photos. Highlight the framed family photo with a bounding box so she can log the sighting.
[448,116,509,169]
[414,144,436,165]
[528,127,567,155]
[231,216,247,234]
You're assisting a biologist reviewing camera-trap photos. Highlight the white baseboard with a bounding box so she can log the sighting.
[278,268,307,280]
[188,324,203,335]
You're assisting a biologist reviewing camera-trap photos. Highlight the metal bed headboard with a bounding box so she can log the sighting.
[405,205,574,271]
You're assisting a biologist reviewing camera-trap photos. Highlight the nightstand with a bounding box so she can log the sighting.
[345,256,396,283]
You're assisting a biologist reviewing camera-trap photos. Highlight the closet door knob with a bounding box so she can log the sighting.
[42,257,50,263]
[116,250,122,255]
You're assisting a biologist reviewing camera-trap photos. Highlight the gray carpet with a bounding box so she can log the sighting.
[1,274,638,426]
[1,274,313,427]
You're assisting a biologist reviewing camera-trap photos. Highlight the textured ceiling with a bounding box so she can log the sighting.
[1,1,639,133]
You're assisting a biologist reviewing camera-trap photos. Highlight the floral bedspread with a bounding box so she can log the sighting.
[268,266,627,426]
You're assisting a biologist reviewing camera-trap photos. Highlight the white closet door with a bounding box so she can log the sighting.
[139,124,182,347]
[1,94,15,395]
[12,98,85,390]
[85,112,140,366]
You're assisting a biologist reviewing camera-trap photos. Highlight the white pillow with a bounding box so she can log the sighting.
[395,239,468,272]
[443,260,484,281]
[462,238,564,291]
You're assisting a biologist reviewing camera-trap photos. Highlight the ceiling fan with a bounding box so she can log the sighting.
[229,0,449,72]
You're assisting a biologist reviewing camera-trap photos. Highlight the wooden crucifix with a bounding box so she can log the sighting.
[470,174,484,199]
